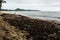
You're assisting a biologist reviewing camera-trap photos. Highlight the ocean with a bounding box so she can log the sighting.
[2,11,60,21]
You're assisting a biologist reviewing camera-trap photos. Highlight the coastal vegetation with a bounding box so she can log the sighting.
[0,0,6,10]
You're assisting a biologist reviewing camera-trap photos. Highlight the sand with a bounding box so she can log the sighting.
[0,13,60,40]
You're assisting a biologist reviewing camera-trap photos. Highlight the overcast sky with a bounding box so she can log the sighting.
[2,0,60,11]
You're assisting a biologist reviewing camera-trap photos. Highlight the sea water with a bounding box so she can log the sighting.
[2,11,60,21]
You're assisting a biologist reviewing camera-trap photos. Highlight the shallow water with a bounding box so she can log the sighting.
[2,11,60,21]
[2,11,60,17]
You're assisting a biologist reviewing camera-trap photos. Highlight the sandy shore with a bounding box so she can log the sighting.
[0,12,60,40]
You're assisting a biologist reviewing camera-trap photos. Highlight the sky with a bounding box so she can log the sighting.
[2,0,60,11]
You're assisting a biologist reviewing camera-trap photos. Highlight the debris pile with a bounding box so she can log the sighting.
[0,14,60,40]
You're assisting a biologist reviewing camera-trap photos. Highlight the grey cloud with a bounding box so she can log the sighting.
[5,0,60,4]
[3,0,60,11]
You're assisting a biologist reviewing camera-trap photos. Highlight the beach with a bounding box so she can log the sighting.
[0,12,60,40]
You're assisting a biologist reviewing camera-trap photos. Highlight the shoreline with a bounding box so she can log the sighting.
[2,11,60,20]
[0,12,60,24]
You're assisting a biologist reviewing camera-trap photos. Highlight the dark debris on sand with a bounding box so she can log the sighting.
[0,14,60,40]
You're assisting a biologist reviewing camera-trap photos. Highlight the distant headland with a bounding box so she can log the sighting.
[1,8,40,11]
